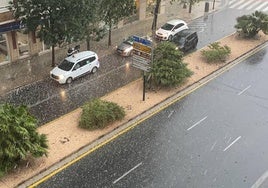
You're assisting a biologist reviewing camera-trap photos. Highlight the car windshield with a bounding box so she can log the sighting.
[58,59,74,71]
[161,23,174,31]
[123,37,134,45]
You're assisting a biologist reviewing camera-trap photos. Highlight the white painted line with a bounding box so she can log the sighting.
[255,1,268,11]
[113,162,143,184]
[210,141,217,151]
[228,0,237,6]
[251,170,268,188]
[237,0,254,9]
[237,85,251,95]
[246,1,262,10]
[229,0,247,8]
[223,136,241,152]
[263,5,268,12]
[187,116,207,131]
[168,110,174,118]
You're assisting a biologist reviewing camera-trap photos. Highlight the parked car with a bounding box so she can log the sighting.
[116,36,134,56]
[155,19,188,41]
[50,51,99,84]
[116,35,152,56]
[171,29,198,52]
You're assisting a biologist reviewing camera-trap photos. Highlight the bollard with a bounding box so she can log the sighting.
[205,2,209,12]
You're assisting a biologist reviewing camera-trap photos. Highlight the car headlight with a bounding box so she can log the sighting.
[59,75,64,80]
[124,48,132,53]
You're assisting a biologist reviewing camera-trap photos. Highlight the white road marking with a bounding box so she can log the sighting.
[246,1,262,10]
[251,170,268,188]
[113,162,143,184]
[210,141,217,151]
[168,110,174,118]
[255,2,268,10]
[237,0,255,9]
[187,116,207,131]
[237,85,251,95]
[223,136,241,152]
[263,5,268,12]
[229,0,247,8]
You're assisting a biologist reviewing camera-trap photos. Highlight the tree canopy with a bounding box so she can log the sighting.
[235,11,268,38]
[9,0,93,66]
[147,42,193,88]
[0,103,48,177]
[99,0,136,46]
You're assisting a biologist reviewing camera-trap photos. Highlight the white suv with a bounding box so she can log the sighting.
[50,51,100,84]
[155,19,188,41]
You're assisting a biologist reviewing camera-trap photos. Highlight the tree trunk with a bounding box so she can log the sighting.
[151,0,161,36]
[189,2,192,13]
[51,45,55,67]
[108,23,112,46]
[86,38,91,50]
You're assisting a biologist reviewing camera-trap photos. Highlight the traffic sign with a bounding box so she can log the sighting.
[133,42,152,54]
[132,35,152,46]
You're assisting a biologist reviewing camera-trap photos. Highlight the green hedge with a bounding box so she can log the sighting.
[79,99,126,130]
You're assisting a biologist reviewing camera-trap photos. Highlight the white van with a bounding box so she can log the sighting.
[50,51,99,84]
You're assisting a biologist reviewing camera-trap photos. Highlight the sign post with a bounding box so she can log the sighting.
[131,36,153,101]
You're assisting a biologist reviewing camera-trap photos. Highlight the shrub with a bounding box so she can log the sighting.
[79,99,126,130]
[201,42,231,63]
[0,103,48,177]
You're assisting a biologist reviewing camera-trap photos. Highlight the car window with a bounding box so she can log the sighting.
[73,63,80,70]
[58,59,74,71]
[73,60,87,70]
[88,56,96,63]
[161,23,174,31]
[123,37,134,45]
[174,23,184,30]
[79,60,87,67]
[172,36,186,45]
[187,34,193,40]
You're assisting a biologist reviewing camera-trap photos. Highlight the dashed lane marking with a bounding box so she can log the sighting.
[113,162,143,184]
[187,116,208,131]
[223,136,241,151]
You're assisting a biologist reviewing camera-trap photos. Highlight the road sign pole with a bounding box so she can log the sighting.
[143,71,146,101]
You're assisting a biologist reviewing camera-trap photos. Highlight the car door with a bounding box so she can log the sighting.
[72,60,87,78]
[86,56,97,71]
[172,23,184,35]
[184,35,191,51]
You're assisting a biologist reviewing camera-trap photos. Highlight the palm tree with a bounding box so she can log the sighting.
[235,11,268,38]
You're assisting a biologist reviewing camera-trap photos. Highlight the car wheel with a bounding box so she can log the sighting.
[66,77,72,84]
[91,67,98,74]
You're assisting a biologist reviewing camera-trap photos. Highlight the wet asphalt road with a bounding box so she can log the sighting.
[36,46,268,188]
[0,8,249,126]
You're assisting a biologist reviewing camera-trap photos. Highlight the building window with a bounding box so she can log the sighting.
[0,33,10,63]
[17,29,29,57]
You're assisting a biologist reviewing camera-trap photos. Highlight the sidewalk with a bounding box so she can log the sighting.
[0,0,221,96]
[0,1,226,188]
